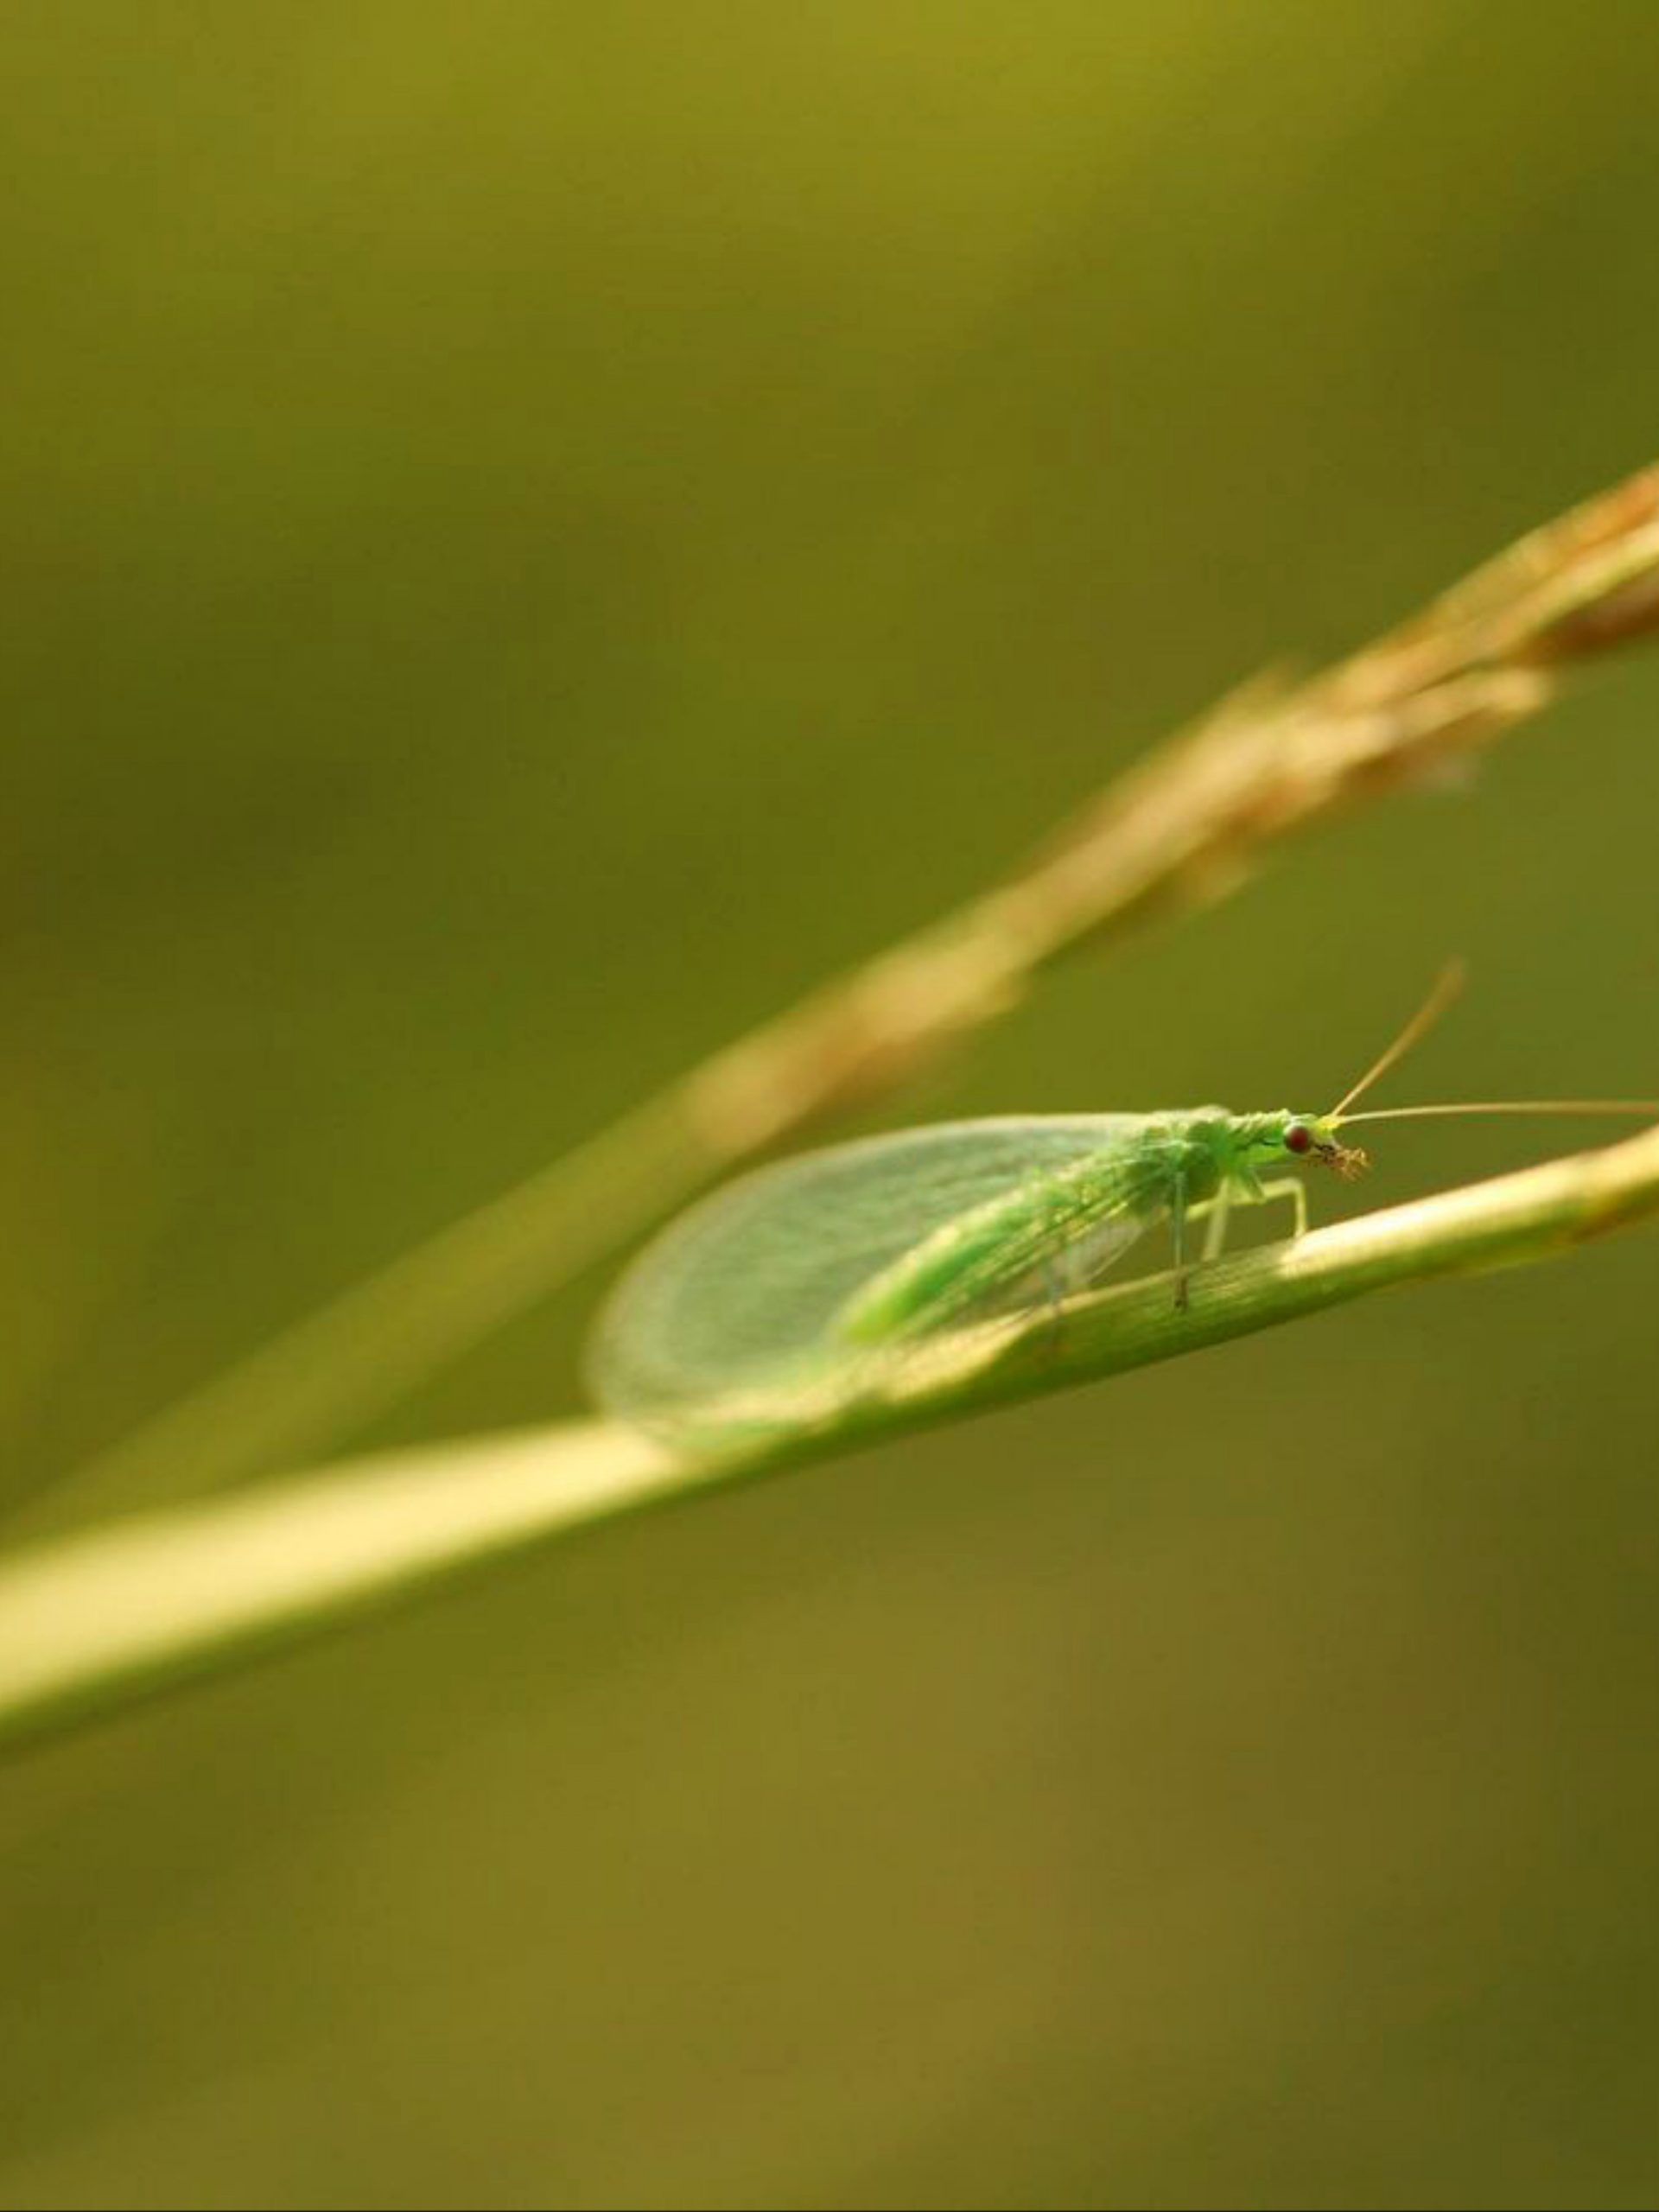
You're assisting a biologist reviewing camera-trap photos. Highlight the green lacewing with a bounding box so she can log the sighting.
[586,968,1656,1443]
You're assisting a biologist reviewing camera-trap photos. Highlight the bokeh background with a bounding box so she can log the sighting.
[4,5,1659,2205]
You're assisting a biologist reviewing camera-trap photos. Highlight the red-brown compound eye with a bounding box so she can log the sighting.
[1284,1123,1313,1155]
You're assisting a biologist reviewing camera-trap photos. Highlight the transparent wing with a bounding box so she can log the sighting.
[586,1115,1147,1432]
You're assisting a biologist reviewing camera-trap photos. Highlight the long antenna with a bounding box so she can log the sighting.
[1326,960,1466,1122]
[1342,1098,1659,1126]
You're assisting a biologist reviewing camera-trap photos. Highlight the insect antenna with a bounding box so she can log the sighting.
[1340,1098,1659,1127]
[1325,960,1467,1122]
[1328,963,1658,1130]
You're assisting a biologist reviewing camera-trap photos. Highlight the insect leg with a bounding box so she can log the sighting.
[1198,1189,1233,1263]
[1022,1258,1074,1369]
[1255,1176,1309,1241]
[1171,1168,1190,1311]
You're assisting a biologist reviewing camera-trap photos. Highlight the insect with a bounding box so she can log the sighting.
[586,968,1656,1444]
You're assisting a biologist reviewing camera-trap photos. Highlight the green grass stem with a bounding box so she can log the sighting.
[5,1123,1656,1756]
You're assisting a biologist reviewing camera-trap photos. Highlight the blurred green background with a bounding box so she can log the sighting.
[4,4,1659,2205]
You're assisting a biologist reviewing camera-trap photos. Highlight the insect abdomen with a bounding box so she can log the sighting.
[834,1200,1029,1344]
[833,1151,1160,1346]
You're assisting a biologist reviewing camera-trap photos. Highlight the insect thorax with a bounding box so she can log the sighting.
[1156,1109,1243,1202]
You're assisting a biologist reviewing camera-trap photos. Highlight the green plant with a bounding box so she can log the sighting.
[7,464,1659,1756]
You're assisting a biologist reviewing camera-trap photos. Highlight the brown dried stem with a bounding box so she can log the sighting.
[40,464,1659,1521]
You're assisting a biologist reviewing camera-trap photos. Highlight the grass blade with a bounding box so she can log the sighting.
[5,1124,1657,1756]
